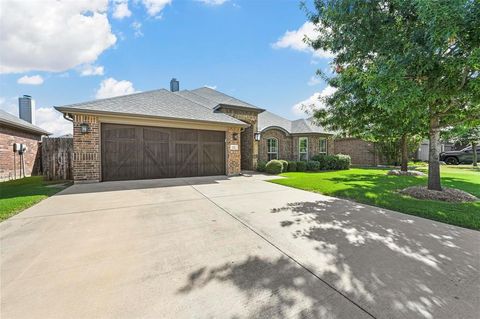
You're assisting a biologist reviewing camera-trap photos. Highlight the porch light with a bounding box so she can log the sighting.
[80,123,90,134]
[232,132,239,140]
[254,132,261,141]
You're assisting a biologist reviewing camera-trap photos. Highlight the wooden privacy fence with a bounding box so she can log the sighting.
[42,137,73,180]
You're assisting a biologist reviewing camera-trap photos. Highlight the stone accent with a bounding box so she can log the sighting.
[0,126,42,180]
[334,137,379,166]
[219,108,259,170]
[73,114,101,182]
[226,126,241,175]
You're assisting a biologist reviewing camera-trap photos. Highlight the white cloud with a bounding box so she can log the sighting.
[205,85,217,90]
[36,107,72,136]
[17,75,44,85]
[79,64,104,76]
[0,0,116,73]
[196,0,229,5]
[273,22,333,59]
[113,0,131,19]
[131,21,144,37]
[292,86,337,117]
[0,97,18,115]
[141,0,171,16]
[307,76,321,86]
[95,77,137,99]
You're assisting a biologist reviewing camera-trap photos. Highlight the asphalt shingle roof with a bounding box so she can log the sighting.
[0,109,50,135]
[190,87,263,111]
[258,111,332,135]
[55,89,246,126]
[54,85,331,134]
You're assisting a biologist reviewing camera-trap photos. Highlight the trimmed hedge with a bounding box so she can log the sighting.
[256,160,267,172]
[306,160,320,171]
[296,161,307,172]
[279,160,289,172]
[310,154,351,170]
[265,160,283,174]
[287,161,297,172]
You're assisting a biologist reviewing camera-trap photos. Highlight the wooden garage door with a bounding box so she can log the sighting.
[101,124,225,181]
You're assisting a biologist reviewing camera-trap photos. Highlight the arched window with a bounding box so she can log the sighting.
[267,138,279,161]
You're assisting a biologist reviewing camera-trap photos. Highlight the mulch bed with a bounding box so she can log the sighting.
[387,170,426,176]
[400,186,478,203]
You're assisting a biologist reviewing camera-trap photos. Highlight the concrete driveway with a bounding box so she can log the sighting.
[1,174,479,319]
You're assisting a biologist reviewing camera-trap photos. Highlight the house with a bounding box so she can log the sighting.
[0,109,50,180]
[54,80,373,183]
[416,139,455,161]
[257,111,334,162]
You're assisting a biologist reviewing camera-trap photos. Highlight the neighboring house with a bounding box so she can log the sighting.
[415,139,455,161]
[0,109,50,180]
[54,81,374,183]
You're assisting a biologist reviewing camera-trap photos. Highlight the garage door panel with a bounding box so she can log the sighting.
[175,143,199,177]
[101,124,225,181]
[202,144,225,176]
[143,141,172,179]
[102,136,139,181]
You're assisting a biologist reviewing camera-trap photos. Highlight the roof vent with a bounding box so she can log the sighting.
[170,78,179,92]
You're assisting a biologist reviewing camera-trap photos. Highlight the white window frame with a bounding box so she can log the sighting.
[299,137,308,161]
[267,138,279,161]
[319,137,327,155]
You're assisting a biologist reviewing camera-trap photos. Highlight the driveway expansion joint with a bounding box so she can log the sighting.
[186,181,377,319]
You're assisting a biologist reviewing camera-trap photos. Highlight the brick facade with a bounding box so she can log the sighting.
[259,129,293,161]
[259,128,333,162]
[219,108,259,170]
[73,114,101,182]
[334,138,379,166]
[0,126,42,180]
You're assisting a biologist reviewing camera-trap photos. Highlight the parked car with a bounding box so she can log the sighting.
[440,145,480,165]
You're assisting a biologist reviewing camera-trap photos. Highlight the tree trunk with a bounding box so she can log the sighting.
[472,142,478,167]
[428,116,442,191]
[400,134,408,172]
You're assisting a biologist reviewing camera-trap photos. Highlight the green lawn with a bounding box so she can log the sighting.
[0,177,70,221]
[270,166,480,230]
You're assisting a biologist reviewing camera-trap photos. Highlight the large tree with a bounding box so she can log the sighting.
[308,0,480,190]
[316,70,426,171]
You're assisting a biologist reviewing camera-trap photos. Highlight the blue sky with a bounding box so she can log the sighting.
[0,0,332,136]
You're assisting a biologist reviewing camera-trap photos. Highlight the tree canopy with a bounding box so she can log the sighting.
[308,0,480,190]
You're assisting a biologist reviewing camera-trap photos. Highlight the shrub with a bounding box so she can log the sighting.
[310,154,351,170]
[296,161,307,172]
[265,160,283,174]
[287,161,297,172]
[279,160,289,172]
[335,154,351,170]
[307,160,320,171]
[256,160,267,172]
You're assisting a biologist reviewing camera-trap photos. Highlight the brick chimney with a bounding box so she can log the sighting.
[170,78,179,92]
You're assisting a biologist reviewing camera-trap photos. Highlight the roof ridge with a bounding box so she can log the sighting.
[58,88,169,108]
[176,90,247,124]
[176,90,220,109]
[194,87,260,109]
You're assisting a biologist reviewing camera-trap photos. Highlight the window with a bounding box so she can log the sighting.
[267,138,278,161]
[319,138,327,155]
[299,137,308,161]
